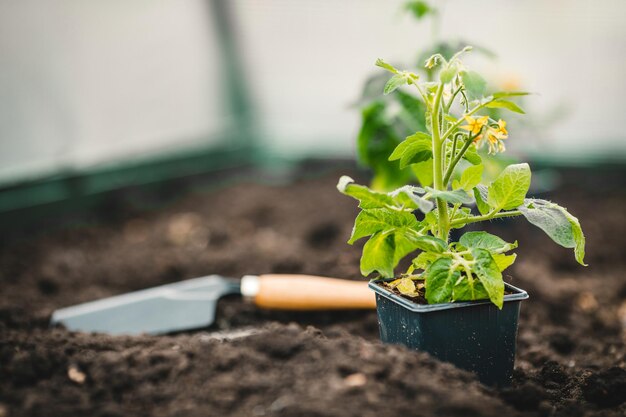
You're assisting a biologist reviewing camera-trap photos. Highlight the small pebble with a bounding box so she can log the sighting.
[344,372,367,387]
[67,365,86,384]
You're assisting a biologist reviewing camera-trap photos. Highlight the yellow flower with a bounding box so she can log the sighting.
[460,115,489,135]
[494,119,508,136]
[485,119,509,154]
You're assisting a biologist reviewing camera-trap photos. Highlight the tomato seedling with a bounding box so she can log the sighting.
[339,47,586,308]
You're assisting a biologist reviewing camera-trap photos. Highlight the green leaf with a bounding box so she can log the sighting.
[425,257,459,304]
[361,232,395,277]
[453,279,489,302]
[461,70,487,100]
[389,186,434,213]
[411,159,434,187]
[487,163,531,210]
[519,199,587,266]
[486,99,525,114]
[408,234,448,253]
[384,74,408,95]
[393,229,424,264]
[425,187,474,205]
[412,251,439,270]
[471,248,504,308]
[349,208,418,244]
[460,231,517,253]
[337,176,395,209]
[492,253,517,272]
[457,164,483,191]
[463,145,482,165]
[375,58,398,74]
[473,185,490,215]
[388,132,433,168]
[493,91,530,98]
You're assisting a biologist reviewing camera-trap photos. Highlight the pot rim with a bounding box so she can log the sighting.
[368,279,528,313]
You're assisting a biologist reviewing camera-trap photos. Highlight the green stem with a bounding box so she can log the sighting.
[431,84,449,241]
[460,90,469,113]
[443,134,474,186]
[413,83,430,109]
[450,209,523,227]
[444,86,463,113]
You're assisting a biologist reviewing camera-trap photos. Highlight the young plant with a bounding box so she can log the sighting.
[338,47,586,308]
[355,1,514,192]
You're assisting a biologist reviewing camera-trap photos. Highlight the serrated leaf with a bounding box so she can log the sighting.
[493,91,530,98]
[487,163,531,210]
[411,159,434,187]
[461,70,487,100]
[425,257,459,304]
[425,187,474,205]
[458,164,483,191]
[337,176,395,209]
[375,58,398,74]
[348,208,418,244]
[519,199,586,265]
[460,231,517,253]
[471,248,504,308]
[361,232,395,277]
[384,74,408,95]
[389,132,433,168]
[486,99,525,114]
[492,253,517,272]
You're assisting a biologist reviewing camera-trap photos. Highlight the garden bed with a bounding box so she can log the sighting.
[1,166,625,417]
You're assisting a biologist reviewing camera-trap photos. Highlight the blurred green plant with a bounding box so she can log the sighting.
[339,47,586,308]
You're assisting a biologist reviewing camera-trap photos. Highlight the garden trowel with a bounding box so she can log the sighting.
[50,274,376,335]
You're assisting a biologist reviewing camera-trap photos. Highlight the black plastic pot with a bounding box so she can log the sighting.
[369,280,528,386]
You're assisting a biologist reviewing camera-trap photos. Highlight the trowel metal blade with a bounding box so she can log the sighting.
[50,275,241,335]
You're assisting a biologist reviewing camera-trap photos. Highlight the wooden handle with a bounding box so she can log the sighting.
[251,274,376,310]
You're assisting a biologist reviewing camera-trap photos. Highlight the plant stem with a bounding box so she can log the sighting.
[431,84,449,241]
[450,209,523,227]
[413,84,429,109]
[444,86,462,113]
[450,134,458,167]
[443,135,474,186]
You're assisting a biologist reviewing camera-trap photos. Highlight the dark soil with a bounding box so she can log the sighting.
[1,165,625,417]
